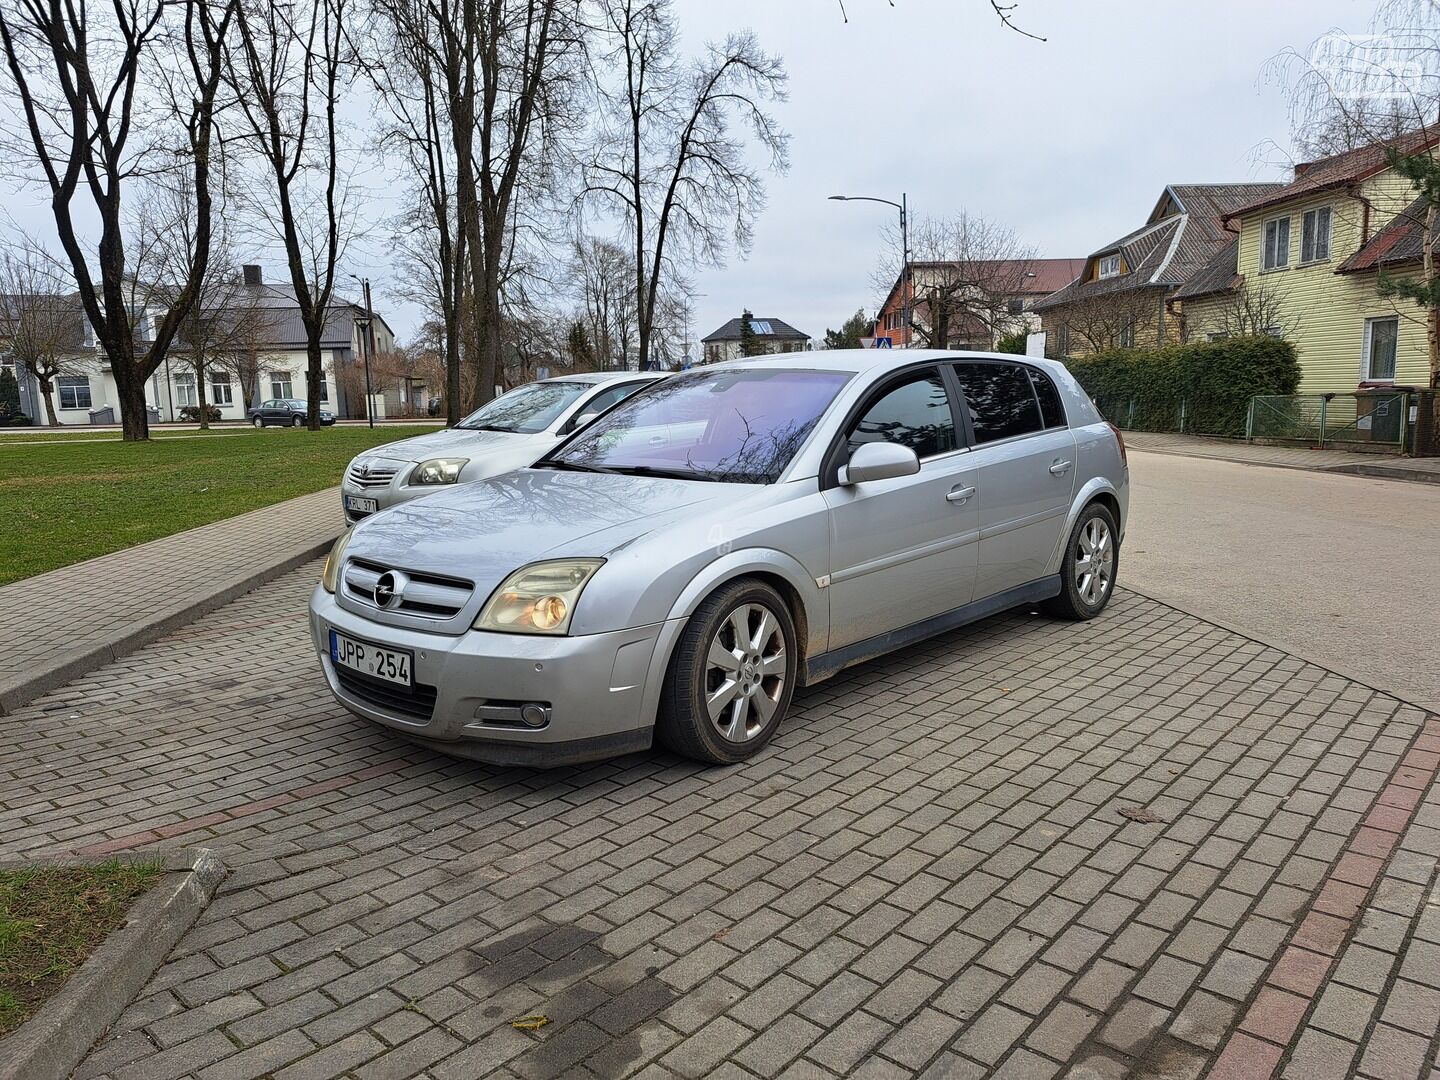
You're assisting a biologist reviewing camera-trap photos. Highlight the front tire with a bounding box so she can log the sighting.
[657,579,798,764]
[1044,502,1119,620]
[252,416,263,428]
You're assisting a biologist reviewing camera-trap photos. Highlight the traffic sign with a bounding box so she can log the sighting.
[874,337,893,349]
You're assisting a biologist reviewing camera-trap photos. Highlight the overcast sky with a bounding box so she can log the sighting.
[0,0,1377,348]
[661,0,1369,350]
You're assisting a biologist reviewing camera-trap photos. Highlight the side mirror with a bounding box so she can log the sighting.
[837,441,921,485]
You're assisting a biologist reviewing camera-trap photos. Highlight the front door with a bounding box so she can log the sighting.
[822,367,979,651]
[950,361,1077,599]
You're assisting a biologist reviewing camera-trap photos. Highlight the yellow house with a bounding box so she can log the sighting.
[1180,131,1439,392]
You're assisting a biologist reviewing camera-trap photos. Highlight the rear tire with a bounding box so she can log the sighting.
[291,415,303,427]
[1043,502,1119,620]
[657,579,798,764]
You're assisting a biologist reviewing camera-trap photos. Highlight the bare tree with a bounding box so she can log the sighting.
[571,235,636,369]
[0,0,238,439]
[584,0,787,372]
[229,0,355,430]
[1206,279,1300,341]
[0,242,78,426]
[880,213,1036,349]
[1053,289,1163,356]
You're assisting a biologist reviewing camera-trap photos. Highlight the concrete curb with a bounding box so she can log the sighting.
[0,848,227,1080]
[1324,460,1440,484]
[1128,444,1440,485]
[0,535,336,717]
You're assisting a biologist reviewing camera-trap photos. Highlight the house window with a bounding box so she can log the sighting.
[1098,254,1121,279]
[210,376,233,405]
[1263,216,1291,270]
[317,379,328,403]
[1006,297,1025,315]
[1301,207,1332,263]
[270,372,293,399]
[1057,324,1070,355]
[58,376,91,410]
[1207,331,1231,342]
[1363,316,1399,381]
[1261,325,1283,339]
[1118,319,1136,349]
[175,372,197,407]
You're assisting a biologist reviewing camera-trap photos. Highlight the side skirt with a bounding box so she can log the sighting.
[804,574,1063,685]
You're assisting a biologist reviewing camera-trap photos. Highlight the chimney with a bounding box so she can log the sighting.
[242,264,262,286]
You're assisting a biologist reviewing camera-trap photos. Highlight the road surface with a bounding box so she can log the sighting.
[1123,449,1440,713]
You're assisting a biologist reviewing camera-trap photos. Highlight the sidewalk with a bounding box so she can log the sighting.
[0,488,344,715]
[1123,431,1440,483]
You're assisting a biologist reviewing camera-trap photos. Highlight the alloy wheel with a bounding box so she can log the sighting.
[1075,517,1114,606]
[704,603,787,743]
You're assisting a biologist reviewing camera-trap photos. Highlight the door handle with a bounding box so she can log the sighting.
[1049,460,1073,476]
[946,486,976,504]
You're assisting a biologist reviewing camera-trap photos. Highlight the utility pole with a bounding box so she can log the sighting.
[350,274,376,429]
[829,192,911,346]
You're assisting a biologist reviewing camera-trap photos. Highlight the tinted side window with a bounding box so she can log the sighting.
[952,362,1042,443]
[584,384,637,416]
[1029,368,1066,429]
[848,370,957,459]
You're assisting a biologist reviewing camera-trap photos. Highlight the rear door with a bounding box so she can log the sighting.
[949,361,1077,599]
[821,366,979,651]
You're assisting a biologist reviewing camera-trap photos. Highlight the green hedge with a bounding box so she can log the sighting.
[1063,336,1301,437]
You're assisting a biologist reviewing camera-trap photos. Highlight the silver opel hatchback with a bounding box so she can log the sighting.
[310,351,1128,767]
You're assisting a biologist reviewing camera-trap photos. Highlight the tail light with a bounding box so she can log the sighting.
[1107,422,1127,464]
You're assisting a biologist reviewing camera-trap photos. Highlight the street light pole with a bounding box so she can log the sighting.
[829,192,911,347]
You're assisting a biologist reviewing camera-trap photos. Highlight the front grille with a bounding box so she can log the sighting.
[335,667,437,721]
[343,559,474,621]
[347,463,400,488]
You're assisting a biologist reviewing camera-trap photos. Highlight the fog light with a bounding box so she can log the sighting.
[520,703,549,727]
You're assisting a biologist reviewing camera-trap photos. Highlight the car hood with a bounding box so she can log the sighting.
[352,426,539,465]
[344,468,755,595]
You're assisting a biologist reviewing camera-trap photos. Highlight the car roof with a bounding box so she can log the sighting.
[705,349,1072,379]
[544,371,667,385]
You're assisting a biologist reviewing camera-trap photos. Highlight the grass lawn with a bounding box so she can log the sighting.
[0,861,163,1038]
[0,426,439,585]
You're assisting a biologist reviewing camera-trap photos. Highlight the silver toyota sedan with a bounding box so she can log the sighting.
[340,371,663,522]
[311,351,1128,767]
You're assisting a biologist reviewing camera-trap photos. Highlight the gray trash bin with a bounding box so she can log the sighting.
[88,406,115,425]
[147,405,161,424]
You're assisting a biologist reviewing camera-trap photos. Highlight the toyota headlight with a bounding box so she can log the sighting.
[474,559,604,635]
[412,458,468,485]
[321,528,353,593]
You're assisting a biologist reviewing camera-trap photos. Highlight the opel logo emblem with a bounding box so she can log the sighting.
[374,570,404,608]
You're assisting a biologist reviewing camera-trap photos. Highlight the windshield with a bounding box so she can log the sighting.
[540,368,851,484]
[456,381,591,433]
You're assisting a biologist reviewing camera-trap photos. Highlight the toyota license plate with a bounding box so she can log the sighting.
[345,495,378,514]
[329,630,412,687]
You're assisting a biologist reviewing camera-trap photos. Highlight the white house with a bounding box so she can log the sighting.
[12,266,396,425]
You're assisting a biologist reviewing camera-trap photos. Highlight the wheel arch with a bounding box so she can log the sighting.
[638,551,825,729]
[1045,477,1126,577]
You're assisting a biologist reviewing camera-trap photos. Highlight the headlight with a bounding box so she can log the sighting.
[321,528,353,593]
[411,458,468,485]
[474,559,604,635]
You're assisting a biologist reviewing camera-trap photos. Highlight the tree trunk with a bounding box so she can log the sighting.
[114,367,150,440]
[1426,204,1439,388]
[306,340,324,429]
[37,374,59,427]
[196,362,210,430]
[444,308,461,422]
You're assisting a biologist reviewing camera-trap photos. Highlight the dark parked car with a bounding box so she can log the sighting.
[248,399,336,427]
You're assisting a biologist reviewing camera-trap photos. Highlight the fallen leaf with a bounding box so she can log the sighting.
[1118,805,1164,824]
[511,1015,550,1031]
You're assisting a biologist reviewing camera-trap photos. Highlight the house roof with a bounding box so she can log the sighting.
[875,258,1086,317]
[1338,196,1435,274]
[702,315,809,343]
[1224,128,1440,222]
[1032,183,1284,312]
[1172,238,1244,301]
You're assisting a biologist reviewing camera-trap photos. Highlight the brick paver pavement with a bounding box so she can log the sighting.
[0,488,343,715]
[2,564,1437,1078]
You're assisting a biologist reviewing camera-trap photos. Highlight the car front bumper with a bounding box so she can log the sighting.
[310,586,668,766]
[340,473,432,521]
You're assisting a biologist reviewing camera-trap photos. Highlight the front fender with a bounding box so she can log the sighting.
[636,547,830,733]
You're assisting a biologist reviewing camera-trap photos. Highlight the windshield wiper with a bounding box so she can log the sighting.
[532,459,617,474]
[604,465,716,482]
[457,422,513,432]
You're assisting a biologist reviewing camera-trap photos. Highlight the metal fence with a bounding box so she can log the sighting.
[1092,397,1247,438]
[1246,392,1412,453]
